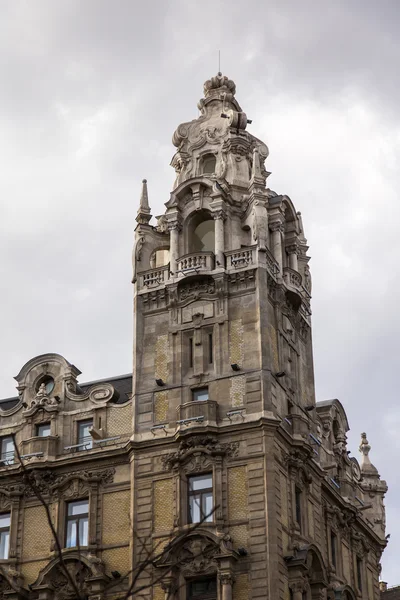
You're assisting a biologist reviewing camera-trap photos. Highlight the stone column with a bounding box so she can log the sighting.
[287,244,299,271]
[290,580,307,600]
[213,210,226,268]
[219,573,234,600]
[270,220,284,273]
[169,223,180,276]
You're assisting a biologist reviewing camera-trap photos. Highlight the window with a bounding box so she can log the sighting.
[0,437,14,465]
[66,500,89,548]
[77,420,92,450]
[208,333,213,365]
[188,578,217,600]
[202,154,216,175]
[356,557,363,591]
[36,423,51,437]
[330,531,337,568]
[189,338,194,368]
[0,513,10,559]
[295,487,302,532]
[192,388,209,402]
[188,474,213,523]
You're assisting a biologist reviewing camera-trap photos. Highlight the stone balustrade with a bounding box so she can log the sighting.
[225,245,257,269]
[283,267,303,290]
[140,265,169,288]
[176,251,215,273]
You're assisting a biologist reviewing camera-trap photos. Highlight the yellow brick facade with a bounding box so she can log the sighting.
[102,489,131,545]
[228,466,248,521]
[153,478,174,531]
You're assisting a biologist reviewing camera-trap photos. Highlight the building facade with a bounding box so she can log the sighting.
[0,73,388,600]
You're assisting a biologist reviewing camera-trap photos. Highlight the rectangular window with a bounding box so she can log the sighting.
[331,531,337,568]
[0,513,10,559]
[188,474,213,523]
[77,420,93,450]
[356,557,363,591]
[192,388,209,402]
[187,578,217,600]
[0,437,14,465]
[189,338,193,368]
[208,333,213,365]
[295,487,302,532]
[66,500,89,548]
[36,423,51,437]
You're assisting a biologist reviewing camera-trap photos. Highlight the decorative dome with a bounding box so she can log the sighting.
[203,72,236,98]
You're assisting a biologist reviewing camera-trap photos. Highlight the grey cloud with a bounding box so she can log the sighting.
[0,0,399,584]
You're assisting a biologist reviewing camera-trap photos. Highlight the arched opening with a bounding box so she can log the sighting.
[201,154,216,175]
[187,210,215,254]
[150,248,170,269]
[193,220,215,252]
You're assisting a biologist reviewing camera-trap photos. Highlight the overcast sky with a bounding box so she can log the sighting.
[0,0,399,585]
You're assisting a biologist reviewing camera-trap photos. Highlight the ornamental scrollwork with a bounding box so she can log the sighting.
[22,467,115,498]
[161,436,239,472]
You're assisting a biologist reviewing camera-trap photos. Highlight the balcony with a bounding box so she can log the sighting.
[139,265,169,289]
[176,252,215,275]
[283,267,303,291]
[225,245,257,270]
[20,435,59,460]
[177,400,218,426]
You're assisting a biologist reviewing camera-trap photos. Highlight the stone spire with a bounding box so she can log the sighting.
[136,179,152,225]
[359,432,378,476]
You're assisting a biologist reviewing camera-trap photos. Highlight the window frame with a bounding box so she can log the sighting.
[0,437,14,465]
[187,473,214,524]
[295,486,302,532]
[36,422,51,437]
[65,499,89,549]
[187,576,217,600]
[0,512,11,560]
[192,388,209,403]
[77,419,93,450]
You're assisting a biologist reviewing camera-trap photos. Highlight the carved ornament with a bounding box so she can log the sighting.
[22,467,115,498]
[161,436,239,472]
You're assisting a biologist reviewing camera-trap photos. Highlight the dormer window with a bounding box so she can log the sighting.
[202,154,216,175]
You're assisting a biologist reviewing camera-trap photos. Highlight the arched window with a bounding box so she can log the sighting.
[202,154,216,175]
[192,219,215,253]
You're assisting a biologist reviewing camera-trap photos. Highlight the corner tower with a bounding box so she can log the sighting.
[133,72,313,428]
[131,74,387,600]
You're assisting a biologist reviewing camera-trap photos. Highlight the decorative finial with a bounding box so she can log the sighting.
[203,73,236,98]
[359,432,378,475]
[136,179,152,225]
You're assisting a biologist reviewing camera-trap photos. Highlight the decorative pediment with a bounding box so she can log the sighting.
[161,436,239,472]
[156,529,236,577]
[33,552,109,599]
[22,467,115,498]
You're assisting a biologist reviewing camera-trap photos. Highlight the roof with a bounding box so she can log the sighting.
[382,586,400,599]
[0,373,133,409]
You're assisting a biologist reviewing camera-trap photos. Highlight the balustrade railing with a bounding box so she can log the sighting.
[176,252,215,274]
[225,246,256,269]
[140,265,169,288]
[283,267,303,289]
